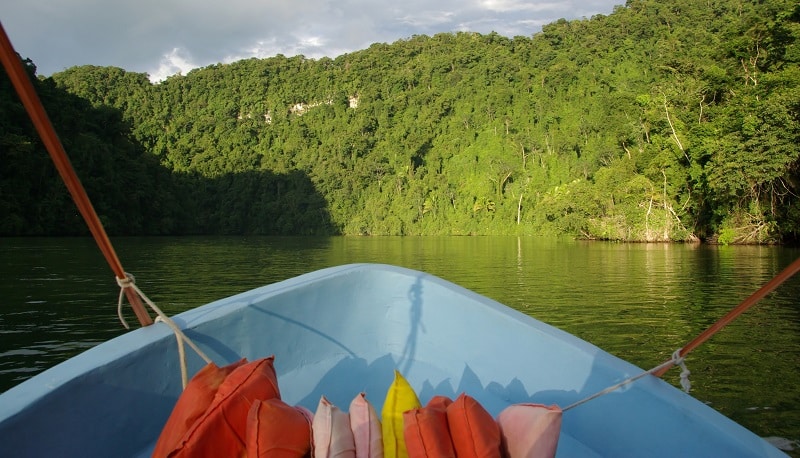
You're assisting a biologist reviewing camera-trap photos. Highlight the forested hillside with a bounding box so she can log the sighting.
[2,0,799,242]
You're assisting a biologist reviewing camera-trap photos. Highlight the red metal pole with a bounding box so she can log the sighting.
[0,21,152,326]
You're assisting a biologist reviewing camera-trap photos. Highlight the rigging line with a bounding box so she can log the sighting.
[563,351,686,412]
[0,22,152,326]
[117,274,213,389]
[566,257,800,411]
[653,255,800,377]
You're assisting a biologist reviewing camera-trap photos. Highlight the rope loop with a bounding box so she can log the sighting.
[116,273,136,329]
[116,272,213,389]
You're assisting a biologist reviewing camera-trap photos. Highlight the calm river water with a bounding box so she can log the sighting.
[1,236,799,447]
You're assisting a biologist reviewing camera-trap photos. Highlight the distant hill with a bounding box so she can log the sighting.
[2,0,798,242]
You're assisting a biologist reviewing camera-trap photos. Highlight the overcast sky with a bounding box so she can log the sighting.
[2,0,620,82]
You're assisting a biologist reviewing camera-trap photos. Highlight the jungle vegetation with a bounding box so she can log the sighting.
[2,0,799,243]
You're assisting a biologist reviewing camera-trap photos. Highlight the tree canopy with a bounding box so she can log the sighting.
[2,0,799,242]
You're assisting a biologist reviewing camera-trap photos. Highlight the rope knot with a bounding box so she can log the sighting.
[116,272,136,288]
[116,273,137,329]
[671,349,685,365]
[672,349,692,393]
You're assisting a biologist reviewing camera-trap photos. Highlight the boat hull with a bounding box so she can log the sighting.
[0,264,786,457]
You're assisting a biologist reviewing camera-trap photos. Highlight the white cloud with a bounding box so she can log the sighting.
[150,48,198,82]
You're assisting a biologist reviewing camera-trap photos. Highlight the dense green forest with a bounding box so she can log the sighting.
[2,0,799,242]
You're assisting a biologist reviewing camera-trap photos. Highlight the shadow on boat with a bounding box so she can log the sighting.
[186,268,598,414]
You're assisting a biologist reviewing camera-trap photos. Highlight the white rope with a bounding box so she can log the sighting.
[155,315,189,388]
[563,349,691,412]
[117,273,213,389]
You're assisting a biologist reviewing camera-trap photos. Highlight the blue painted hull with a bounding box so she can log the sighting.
[0,264,786,457]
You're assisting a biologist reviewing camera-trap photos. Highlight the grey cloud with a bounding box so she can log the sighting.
[1,0,620,80]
